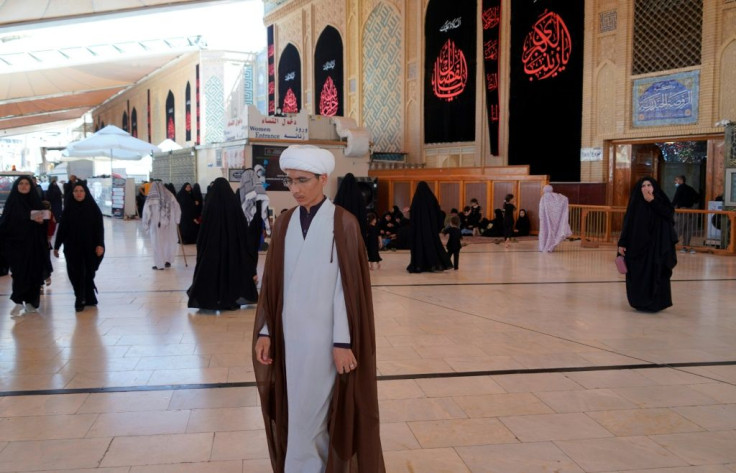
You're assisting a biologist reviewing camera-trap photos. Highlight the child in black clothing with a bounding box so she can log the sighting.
[442,215,463,270]
[503,193,516,249]
[366,212,382,270]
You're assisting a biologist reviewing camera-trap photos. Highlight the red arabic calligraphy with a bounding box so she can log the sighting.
[521,10,571,81]
[490,104,499,122]
[167,117,175,140]
[484,39,498,61]
[486,73,498,91]
[319,76,339,116]
[282,88,298,113]
[482,7,500,30]
[431,39,468,102]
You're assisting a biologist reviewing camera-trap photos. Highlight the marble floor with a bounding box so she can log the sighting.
[0,218,734,473]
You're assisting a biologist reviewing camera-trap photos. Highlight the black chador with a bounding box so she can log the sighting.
[187,178,258,310]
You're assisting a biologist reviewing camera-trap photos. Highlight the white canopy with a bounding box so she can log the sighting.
[64,125,160,161]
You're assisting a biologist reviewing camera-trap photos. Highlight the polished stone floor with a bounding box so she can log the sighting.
[0,218,734,472]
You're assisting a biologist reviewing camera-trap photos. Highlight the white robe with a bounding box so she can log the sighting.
[271,199,350,473]
[141,198,181,268]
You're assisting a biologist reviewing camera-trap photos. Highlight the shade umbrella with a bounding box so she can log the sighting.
[63,125,160,161]
[157,139,183,152]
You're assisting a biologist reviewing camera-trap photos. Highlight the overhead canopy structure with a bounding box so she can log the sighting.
[64,124,160,161]
[0,0,230,135]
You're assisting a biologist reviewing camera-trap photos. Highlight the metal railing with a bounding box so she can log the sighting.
[569,205,736,255]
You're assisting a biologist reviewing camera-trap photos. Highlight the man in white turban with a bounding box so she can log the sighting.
[538,184,572,252]
[253,145,385,473]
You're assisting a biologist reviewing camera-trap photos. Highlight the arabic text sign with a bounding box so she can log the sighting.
[228,106,309,141]
[633,71,699,127]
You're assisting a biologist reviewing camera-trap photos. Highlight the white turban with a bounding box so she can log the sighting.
[279,145,335,175]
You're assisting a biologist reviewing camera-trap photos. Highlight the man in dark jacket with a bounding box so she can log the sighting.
[671,175,699,253]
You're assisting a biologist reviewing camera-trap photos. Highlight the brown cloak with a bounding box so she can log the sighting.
[253,205,385,473]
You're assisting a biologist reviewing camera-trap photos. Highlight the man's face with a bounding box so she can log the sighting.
[284,169,326,209]
[675,177,683,187]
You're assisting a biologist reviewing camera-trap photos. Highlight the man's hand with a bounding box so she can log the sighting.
[643,190,654,202]
[255,336,272,365]
[618,246,626,256]
[333,347,357,374]
[95,246,104,257]
[53,249,59,258]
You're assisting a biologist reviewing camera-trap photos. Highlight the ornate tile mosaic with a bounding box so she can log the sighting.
[205,76,225,143]
[362,4,403,152]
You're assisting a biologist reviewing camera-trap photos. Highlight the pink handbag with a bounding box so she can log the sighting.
[615,254,627,274]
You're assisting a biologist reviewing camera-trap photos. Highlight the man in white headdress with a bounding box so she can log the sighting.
[253,145,385,473]
[141,181,182,269]
[538,184,573,252]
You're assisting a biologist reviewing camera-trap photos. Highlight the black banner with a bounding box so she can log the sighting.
[482,0,501,156]
[508,0,584,181]
[267,25,275,115]
[424,0,476,144]
[314,26,344,117]
[278,44,302,114]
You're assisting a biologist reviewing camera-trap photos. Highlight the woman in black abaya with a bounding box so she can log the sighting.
[177,183,200,244]
[191,183,204,222]
[617,177,677,312]
[53,182,105,312]
[187,178,258,310]
[515,209,531,237]
[333,173,368,245]
[406,181,452,273]
[0,176,49,314]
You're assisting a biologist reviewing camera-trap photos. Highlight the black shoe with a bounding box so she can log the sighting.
[164,262,171,268]
[152,266,164,270]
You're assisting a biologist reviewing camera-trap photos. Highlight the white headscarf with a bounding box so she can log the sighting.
[145,181,178,227]
[538,185,572,252]
[279,145,335,175]
[239,169,271,235]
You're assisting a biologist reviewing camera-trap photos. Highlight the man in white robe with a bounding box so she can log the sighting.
[141,181,181,269]
[255,145,370,473]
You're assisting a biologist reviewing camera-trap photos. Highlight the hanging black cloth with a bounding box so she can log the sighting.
[177,183,200,244]
[406,181,451,273]
[54,181,105,307]
[0,176,48,307]
[333,173,368,245]
[187,178,258,310]
[617,176,678,312]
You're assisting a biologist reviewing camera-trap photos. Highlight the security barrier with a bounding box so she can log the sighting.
[569,205,736,255]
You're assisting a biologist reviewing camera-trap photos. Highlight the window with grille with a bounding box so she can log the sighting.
[632,0,703,75]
